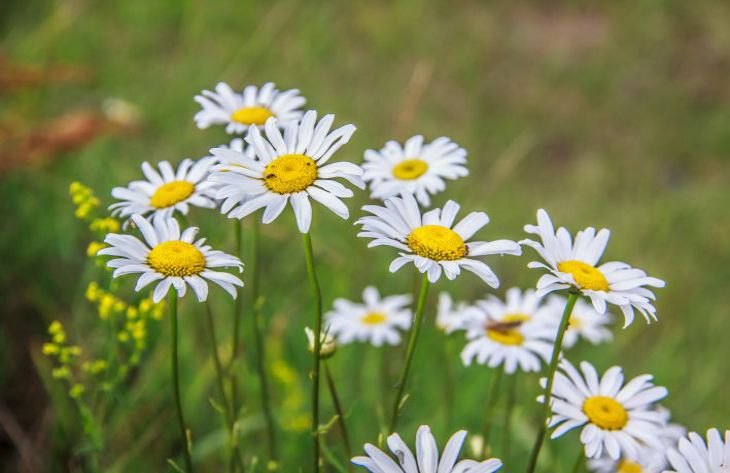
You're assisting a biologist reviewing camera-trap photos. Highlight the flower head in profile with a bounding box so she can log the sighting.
[460,288,556,374]
[541,359,668,461]
[99,215,243,302]
[194,82,305,134]
[304,327,337,359]
[362,135,468,206]
[209,110,364,232]
[545,295,613,349]
[665,428,730,473]
[356,193,521,285]
[352,425,503,473]
[436,292,481,334]
[110,159,217,220]
[206,137,257,214]
[325,286,412,347]
[521,209,666,327]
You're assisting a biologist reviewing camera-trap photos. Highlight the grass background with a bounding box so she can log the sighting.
[2,0,730,471]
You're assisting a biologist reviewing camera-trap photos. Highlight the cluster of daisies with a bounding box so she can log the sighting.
[96,81,727,472]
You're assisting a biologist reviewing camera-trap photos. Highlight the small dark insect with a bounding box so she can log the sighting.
[485,319,523,333]
[266,173,276,179]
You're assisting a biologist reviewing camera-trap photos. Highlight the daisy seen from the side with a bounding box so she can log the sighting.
[194,82,305,134]
[99,214,243,302]
[208,110,363,232]
[325,286,412,347]
[521,209,666,327]
[352,425,503,473]
[356,193,521,285]
[541,359,668,461]
[110,158,217,221]
[362,135,468,206]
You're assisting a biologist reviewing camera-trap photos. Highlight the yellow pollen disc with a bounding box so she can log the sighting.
[407,225,467,261]
[557,260,609,292]
[230,106,275,125]
[149,181,195,209]
[487,328,524,345]
[503,313,531,324]
[147,241,206,277]
[582,396,628,430]
[392,159,428,180]
[361,312,387,325]
[617,460,643,473]
[263,154,318,194]
[568,317,583,329]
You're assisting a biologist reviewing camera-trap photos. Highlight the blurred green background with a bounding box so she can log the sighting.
[2,0,730,471]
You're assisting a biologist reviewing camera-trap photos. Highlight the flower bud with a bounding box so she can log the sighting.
[304,327,336,359]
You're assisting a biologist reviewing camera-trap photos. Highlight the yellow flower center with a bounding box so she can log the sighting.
[263,154,318,194]
[568,317,583,329]
[557,260,609,292]
[230,106,275,126]
[617,460,643,473]
[392,159,428,180]
[407,225,467,261]
[361,312,387,325]
[149,181,195,209]
[582,396,628,430]
[147,241,206,277]
[485,314,528,346]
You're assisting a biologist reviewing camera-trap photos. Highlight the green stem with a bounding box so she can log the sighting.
[388,275,430,433]
[250,218,278,461]
[571,448,585,473]
[525,291,579,473]
[324,361,353,469]
[229,221,244,422]
[303,232,323,473]
[502,373,517,460]
[204,303,243,472]
[480,368,503,458]
[169,294,193,472]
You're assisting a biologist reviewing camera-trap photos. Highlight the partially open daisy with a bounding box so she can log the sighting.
[325,286,411,347]
[110,159,217,220]
[206,137,258,215]
[545,296,613,349]
[208,110,364,232]
[99,214,243,302]
[194,82,305,135]
[362,135,468,206]
[352,425,503,473]
[460,288,556,374]
[665,428,730,473]
[541,359,668,461]
[436,292,481,334]
[521,209,666,327]
[356,193,521,285]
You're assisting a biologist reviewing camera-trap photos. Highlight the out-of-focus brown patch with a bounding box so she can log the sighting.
[0,106,139,175]
[0,53,92,92]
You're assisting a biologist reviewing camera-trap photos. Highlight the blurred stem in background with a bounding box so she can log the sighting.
[571,448,585,473]
[303,231,323,473]
[389,275,430,433]
[169,294,193,473]
[204,303,244,472]
[480,368,503,458]
[502,373,518,460]
[249,218,278,461]
[324,360,353,470]
[525,291,579,473]
[229,221,244,427]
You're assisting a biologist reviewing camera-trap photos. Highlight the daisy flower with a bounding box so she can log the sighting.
[193,82,305,134]
[356,193,521,285]
[362,135,468,206]
[665,429,730,473]
[208,110,364,233]
[99,214,243,303]
[352,424,503,473]
[521,209,666,327]
[110,158,217,220]
[545,296,613,349]
[325,286,411,347]
[436,292,481,334]
[541,359,668,461]
[459,288,556,374]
